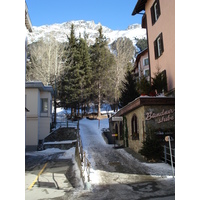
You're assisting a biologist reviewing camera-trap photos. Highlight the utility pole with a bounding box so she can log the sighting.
[54,74,57,126]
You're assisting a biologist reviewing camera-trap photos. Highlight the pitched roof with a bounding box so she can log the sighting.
[25,81,54,95]
[114,96,175,117]
[135,48,148,63]
[132,0,147,16]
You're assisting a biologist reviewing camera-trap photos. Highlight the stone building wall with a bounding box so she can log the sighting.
[125,106,145,152]
[109,97,175,153]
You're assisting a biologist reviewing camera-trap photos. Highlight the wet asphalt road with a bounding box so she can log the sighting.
[25,118,175,200]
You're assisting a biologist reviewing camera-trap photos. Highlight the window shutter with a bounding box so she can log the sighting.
[151,5,155,25]
[154,39,158,59]
[157,0,161,17]
[160,32,164,54]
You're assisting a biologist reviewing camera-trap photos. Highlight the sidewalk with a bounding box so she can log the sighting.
[25,171,71,200]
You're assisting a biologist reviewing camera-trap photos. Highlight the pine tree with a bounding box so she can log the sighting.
[62,24,82,114]
[136,38,148,52]
[136,75,151,95]
[90,26,115,117]
[119,63,139,108]
[60,24,93,116]
[78,37,92,113]
[151,68,168,94]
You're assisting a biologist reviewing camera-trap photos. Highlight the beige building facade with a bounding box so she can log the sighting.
[109,97,175,153]
[25,82,53,151]
[132,0,175,95]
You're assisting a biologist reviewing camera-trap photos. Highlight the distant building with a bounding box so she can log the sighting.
[133,48,150,81]
[25,82,53,151]
[132,0,175,96]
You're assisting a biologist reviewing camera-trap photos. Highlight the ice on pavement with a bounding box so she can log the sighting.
[26,115,174,199]
[79,118,174,190]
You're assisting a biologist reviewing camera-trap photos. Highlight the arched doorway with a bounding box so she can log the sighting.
[132,114,139,140]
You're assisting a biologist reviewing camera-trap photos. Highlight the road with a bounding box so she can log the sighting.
[25,118,175,200]
[71,118,175,200]
[79,119,149,175]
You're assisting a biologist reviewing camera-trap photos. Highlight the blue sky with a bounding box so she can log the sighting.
[26,0,142,30]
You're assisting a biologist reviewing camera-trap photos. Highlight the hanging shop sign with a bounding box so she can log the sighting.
[112,117,123,121]
[145,109,175,124]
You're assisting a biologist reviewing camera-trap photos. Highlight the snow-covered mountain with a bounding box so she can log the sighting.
[27,20,146,46]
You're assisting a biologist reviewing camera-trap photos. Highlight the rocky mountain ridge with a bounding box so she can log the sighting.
[27,20,146,46]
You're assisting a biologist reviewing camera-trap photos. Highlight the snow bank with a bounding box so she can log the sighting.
[79,118,175,179]
[26,147,75,159]
[43,140,77,145]
[143,162,174,177]
[58,147,75,159]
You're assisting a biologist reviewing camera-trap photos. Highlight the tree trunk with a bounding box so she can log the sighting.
[98,101,101,118]
[98,83,101,118]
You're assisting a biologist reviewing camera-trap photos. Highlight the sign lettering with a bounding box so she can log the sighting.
[145,109,175,124]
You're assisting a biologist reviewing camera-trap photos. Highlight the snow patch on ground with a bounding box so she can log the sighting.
[58,147,76,159]
[79,118,175,187]
[143,162,174,177]
[26,147,75,159]
[43,140,77,145]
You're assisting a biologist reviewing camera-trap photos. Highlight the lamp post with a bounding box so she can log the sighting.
[54,74,57,126]
[165,136,174,178]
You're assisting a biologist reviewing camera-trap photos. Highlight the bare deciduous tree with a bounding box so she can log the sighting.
[26,34,65,86]
[110,37,135,105]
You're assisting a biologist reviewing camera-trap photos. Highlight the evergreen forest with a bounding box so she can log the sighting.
[26,24,163,117]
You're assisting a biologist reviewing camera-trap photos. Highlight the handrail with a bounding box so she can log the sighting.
[162,145,175,166]
[76,128,91,185]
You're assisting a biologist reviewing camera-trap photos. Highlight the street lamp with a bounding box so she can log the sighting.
[54,74,57,126]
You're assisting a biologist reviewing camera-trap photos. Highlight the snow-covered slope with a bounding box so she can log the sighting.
[27,20,146,46]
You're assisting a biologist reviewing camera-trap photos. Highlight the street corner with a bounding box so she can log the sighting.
[25,171,74,200]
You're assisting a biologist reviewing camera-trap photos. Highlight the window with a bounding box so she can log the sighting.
[41,98,48,112]
[132,115,139,140]
[143,58,149,66]
[151,0,161,25]
[154,33,164,59]
[144,69,149,77]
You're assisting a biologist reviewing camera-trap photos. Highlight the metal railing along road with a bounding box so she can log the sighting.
[55,120,78,128]
[162,145,175,167]
[77,129,91,183]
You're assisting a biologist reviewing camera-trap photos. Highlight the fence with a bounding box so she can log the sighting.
[76,128,91,188]
[53,120,78,129]
[53,117,91,187]
[162,145,175,167]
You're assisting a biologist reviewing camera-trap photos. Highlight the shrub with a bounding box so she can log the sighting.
[139,134,162,161]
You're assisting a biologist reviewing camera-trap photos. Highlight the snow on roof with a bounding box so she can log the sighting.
[113,96,175,117]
